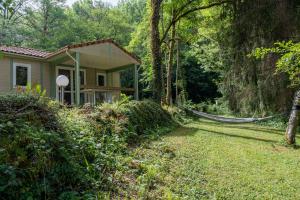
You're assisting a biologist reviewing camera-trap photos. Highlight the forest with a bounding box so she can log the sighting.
[2,0,298,115]
[1,0,300,199]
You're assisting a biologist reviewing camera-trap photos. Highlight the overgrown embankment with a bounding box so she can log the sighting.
[0,93,176,199]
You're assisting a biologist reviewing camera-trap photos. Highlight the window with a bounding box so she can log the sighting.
[13,63,31,87]
[71,70,86,87]
[80,71,85,85]
[97,73,106,86]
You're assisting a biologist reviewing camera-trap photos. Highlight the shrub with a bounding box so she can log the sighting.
[183,98,233,116]
[0,93,175,199]
[97,100,174,136]
[0,94,88,199]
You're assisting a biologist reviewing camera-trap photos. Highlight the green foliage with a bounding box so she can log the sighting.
[0,93,175,199]
[120,100,174,135]
[96,99,176,142]
[0,95,81,199]
[255,115,288,129]
[193,1,300,115]
[251,41,300,86]
[183,55,221,103]
[188,99,232,116]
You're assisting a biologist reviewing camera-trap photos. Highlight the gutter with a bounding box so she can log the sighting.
[65,49,78,64]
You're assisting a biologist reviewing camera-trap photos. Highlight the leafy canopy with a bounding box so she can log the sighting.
[251,41,300,86]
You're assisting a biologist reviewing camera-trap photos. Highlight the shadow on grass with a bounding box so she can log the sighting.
[219,125,286,136]
[165,126,199,137]
[196,127,278,144]
[193,119,293,137]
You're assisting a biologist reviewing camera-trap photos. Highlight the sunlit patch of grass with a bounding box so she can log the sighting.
[126,119,300,199]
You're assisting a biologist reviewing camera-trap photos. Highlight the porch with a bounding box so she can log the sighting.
[46,39,140,105]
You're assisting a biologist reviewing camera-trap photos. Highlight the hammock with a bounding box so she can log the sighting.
[187,109,274,123]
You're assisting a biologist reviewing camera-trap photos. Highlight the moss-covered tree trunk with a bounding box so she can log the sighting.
[166,23,176,105]
[150,0,163,102]
[175,37,180,103]
[286,90,300,144]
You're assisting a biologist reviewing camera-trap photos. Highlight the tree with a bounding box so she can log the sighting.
[214,0,300,115]
[150,0,163,102]
[161,0,230,105]
[24,0,66,50]
[0,0,28,45]
[251,41,300,144]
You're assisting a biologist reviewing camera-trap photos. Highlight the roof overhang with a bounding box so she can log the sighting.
[47,39,141,70]
[1,52,46,61]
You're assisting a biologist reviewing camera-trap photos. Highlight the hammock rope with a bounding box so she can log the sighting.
[186,109,274,123]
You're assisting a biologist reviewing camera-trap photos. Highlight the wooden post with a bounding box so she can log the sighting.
[75,52,80,105]
[134,65,139,100]
[286,90,300,144]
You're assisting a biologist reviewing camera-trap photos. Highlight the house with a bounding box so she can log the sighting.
[0,39,140,105]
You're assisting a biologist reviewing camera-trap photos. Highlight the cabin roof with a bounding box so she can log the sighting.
[0,39,140,64]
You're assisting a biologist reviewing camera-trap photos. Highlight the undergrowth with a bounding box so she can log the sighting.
[0,93,178,199]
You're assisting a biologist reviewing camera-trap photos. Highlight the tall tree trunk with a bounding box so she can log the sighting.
[161,50,167,105]
[166,22,176,105]
[150,0,163,102]
[286,90,300,145]
[175,37,180,104]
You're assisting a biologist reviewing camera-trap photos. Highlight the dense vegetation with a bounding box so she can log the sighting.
[1,0,300,198]
[0,92,176,199]
[2,0,299,115]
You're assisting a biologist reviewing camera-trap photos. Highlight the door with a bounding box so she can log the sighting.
[57,68,73,104]
[56,67,86,105]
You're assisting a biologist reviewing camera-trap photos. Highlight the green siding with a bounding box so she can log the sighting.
[49,63,56,98]
[10,58,13,89]
[40,63,44,90]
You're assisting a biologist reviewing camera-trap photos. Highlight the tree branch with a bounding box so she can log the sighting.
[160,0,232,45]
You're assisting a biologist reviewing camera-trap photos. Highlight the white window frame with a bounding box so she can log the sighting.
[96,73,107,87]
[13,62,31,88]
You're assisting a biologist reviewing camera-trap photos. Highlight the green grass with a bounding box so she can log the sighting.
[126,119,300,199]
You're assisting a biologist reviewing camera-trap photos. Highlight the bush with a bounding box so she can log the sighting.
[120,100,174,135]
[0,93,175,199]
[183,98,233,116]
[97,100,174,136]
[255,115,288,129]
[0,94,89,199]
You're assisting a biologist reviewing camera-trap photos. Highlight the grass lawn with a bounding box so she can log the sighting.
[127,119,300,199]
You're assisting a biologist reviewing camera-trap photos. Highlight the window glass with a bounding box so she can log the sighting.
[98,75,105,86]
[16,66,28,86]
[72,70,85,86]
[80,71,85,85]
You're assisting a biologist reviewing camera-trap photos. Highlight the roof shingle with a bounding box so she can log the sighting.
[0,46,51,58]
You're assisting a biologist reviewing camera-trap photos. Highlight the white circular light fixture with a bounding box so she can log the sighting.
[56,75,69,87]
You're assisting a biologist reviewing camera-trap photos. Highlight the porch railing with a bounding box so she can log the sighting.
[81,86,134,105]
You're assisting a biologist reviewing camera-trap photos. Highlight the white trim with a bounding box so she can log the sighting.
[13,62,31,88]
[96,72,107,86]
